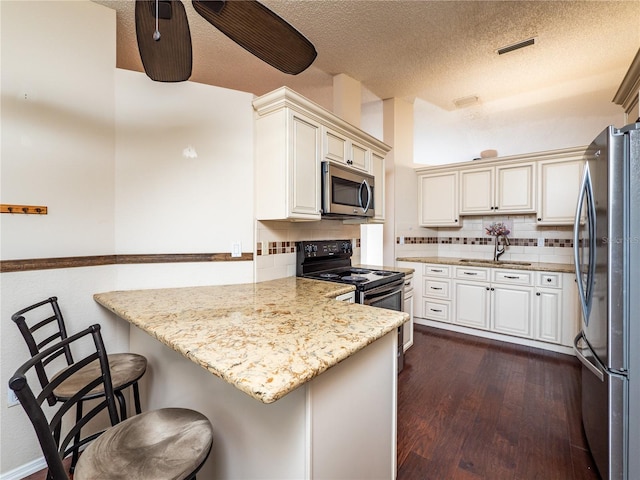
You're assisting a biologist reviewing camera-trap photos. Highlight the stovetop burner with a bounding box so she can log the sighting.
[350,268,372,274]
[342,275,368,283]
[372,270,395,276]
[318,273,341,279]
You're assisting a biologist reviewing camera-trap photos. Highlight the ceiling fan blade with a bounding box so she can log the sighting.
[135,0,193,82]
[192,0,317,75]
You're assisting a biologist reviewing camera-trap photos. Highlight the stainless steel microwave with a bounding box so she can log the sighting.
[321,161,375,218]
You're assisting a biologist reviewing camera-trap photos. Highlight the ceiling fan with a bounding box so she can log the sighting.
[135,0,317,82]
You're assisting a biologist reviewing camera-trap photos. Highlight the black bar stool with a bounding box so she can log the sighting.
[11,296,147,471]
[9,324,213,480]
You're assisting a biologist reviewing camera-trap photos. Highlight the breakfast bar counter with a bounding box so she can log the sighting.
[94,277,408,479]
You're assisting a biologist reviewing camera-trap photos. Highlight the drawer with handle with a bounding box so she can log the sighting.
[492,269,533,286]
[454,266,488,281]
[423,278,451,299]
[423,299,451,322]
[424,264,451,277]
[536,272,560,288]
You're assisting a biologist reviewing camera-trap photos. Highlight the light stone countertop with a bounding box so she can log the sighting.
[396,256,575,274]
[94,277,408,404]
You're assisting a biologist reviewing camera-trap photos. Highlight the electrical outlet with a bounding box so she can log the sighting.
[231,241,242,258]
[7,387,19,408]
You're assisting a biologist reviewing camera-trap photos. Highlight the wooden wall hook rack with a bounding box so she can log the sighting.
[1,204,48,215]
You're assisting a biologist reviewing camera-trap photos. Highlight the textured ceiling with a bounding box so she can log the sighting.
[93,0,640,111]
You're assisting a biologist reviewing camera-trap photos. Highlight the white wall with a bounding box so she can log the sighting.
[414,70,628,165]
[0,2,255,476]
[113,69,255,289]
[0,1,118,473]
[114,69,255,258]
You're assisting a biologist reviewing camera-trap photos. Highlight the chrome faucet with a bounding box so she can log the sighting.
[494,234,510,261]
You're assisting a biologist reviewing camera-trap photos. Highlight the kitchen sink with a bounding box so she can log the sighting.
[459,259,531,266]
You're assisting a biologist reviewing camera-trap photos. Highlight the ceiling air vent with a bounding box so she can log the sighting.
[497,37,536,55]
[453,95,479,108]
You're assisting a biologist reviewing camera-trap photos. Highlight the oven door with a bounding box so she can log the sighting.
[360,278,405,373]
[322,162,375,218]
[361,279,405,311]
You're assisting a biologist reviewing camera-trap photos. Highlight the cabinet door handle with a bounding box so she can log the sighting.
[430,287,443,290]
[431,269,443,273]
[430,308,443,312]
[347,159,353,165]
[504,275,520,279]
[463,272,478,276]
[536,292,541,296]
[546,278,553,283]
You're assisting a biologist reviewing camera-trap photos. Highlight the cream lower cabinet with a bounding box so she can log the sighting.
[402,273,414,352]
[454,267,536,339]
[452,266,576,348]
[454,279,535,337]
[492,284,534,337]
[404,261,578,351]
[534,271,577,345]
[454,280,490,329]
[421,264,453,323]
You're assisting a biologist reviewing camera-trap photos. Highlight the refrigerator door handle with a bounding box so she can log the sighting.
[573,331,605,382]
[574,163,597,325]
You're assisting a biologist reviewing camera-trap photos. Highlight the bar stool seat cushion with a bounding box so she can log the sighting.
[52,353,147,399]
[74,407,214,480]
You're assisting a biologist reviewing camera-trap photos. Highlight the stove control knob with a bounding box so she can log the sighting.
[304,244,314,256]
[342,242,351,253]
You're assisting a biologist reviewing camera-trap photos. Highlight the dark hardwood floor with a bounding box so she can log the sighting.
[398,324,600,480]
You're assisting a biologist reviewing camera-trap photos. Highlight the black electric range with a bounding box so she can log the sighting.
[295,240,404,291]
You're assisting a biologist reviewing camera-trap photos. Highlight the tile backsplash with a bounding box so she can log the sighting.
[395,214,574,264]
[255,214,574,281]
[255,219,361,281]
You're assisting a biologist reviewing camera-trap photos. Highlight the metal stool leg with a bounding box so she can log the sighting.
[115,390,127,420]
[70,400,83,473]
[133,381,142,414]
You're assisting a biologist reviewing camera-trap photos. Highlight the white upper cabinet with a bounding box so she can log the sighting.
[324,128,370,172]
[537,158,585,225]
[254,108,322,221]
[416,146,586,225]
[419,171,459,227]
[371,151,385,223]
[459,167,494,214]
[460,162,535,215]
[253,87,390,222]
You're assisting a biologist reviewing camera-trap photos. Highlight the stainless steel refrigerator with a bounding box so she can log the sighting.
[573,123,640,480]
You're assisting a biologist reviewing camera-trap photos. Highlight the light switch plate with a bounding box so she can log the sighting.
[231,242,242,258]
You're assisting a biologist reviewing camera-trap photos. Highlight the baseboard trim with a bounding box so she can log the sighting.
[414,317,575,356]
[0,456,46,480]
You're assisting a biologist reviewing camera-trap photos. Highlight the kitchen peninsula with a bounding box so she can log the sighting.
[94,277,408,479]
